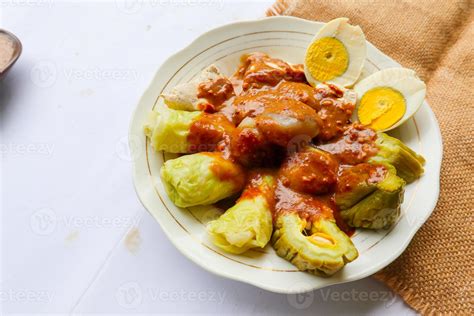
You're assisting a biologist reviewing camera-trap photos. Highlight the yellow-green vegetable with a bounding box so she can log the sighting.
[160,153,244,207]
[370,133,425,183]
[272,212,358,276]
[144,106,201,153]
[207,173,275,254]
[336,163,405,229]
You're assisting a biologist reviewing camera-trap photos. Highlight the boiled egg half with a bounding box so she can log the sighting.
[354,68,426,131]
[305,17,367,88]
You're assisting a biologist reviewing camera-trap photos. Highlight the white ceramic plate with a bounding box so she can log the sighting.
[129,16,442,294]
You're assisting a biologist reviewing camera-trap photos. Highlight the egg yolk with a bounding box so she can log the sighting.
[305,37,349,82]
[358,87,406,130]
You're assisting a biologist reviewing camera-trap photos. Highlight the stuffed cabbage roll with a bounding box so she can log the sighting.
[160,152,245,207]
[335,163,405,229]
[272,184,358,276]
[207,171,275,254]
[370,133,425,183]
[144,106,234,153]
[161,65,234,112]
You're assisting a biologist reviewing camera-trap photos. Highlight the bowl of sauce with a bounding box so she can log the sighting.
[0,29,22,80]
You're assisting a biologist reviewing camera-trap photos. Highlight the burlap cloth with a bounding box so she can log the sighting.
[266,0,473,314]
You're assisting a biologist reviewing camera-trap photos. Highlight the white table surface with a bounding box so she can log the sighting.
[1,1,416,314]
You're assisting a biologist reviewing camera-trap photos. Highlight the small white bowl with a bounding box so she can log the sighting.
[129,16,442,294]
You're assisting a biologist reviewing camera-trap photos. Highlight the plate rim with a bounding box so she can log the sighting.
[129,16,443,294]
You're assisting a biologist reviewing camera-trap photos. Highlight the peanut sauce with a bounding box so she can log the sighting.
[197,77,235,112]
[203,152,246,190]
[239,170,276,208]
[236,52,306,90]
[274,181,333,222]
[274,181,355,236]
[279,147,338,195]
[187,113,235,154]
[317,124,378,165]
[337,163,388,193]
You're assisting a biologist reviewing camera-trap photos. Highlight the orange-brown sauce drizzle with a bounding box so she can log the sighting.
[279,147,338,195]
[236,52,306,91]
[239,169,276,207]
[274,181,333,222]
[337,163,388,194]
[197,77,235,112]
[317,124,378,165]
[202,152,246,190]
[187,113,235,155]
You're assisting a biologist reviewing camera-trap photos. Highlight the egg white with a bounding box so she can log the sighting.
[305,17,367,88]
[354,67,426,131]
